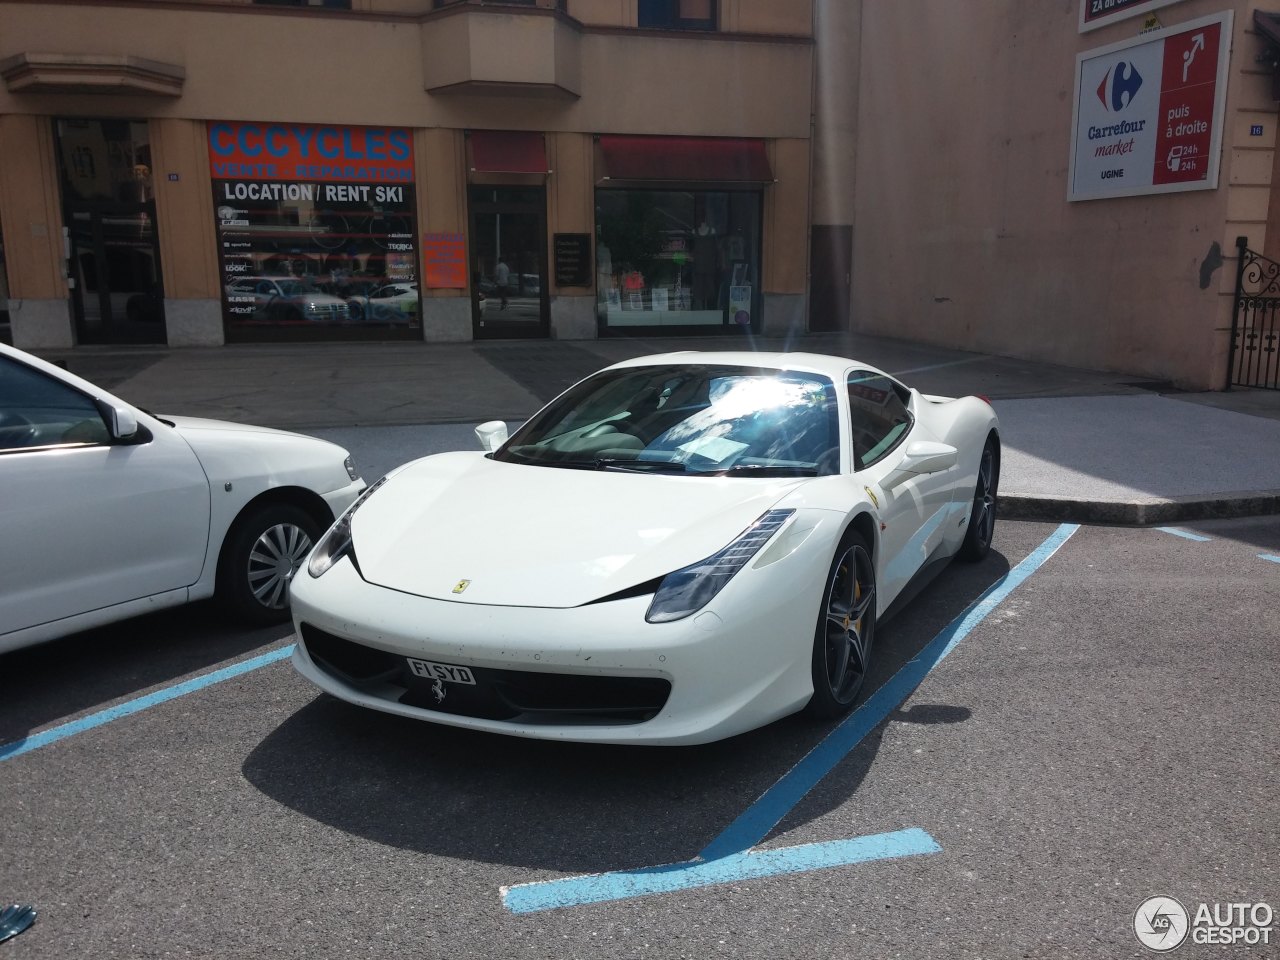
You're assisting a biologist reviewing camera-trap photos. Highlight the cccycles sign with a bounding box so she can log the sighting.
[1068,11,1230,201]
[207,121,414,182]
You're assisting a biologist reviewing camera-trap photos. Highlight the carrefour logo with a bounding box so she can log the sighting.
[1096,60,1143,112]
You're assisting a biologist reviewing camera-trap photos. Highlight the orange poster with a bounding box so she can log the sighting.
[422,232,467,288]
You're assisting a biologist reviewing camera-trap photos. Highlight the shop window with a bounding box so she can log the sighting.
[208,121,420,340]
[0,218,9,333]
[56,119,153,205]
[254,0,353,8]
[434,0,564,9]
[638,0,715,31]
[595,189,760,333]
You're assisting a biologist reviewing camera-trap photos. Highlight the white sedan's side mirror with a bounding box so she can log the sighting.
[475,420,508,453]
[99,400,139,441]
[882,440,958,489]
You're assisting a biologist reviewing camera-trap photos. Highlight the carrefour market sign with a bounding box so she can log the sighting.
[1068,11,1231,202]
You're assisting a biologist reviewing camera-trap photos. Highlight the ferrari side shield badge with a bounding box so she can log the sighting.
[452,579,471,594]
[864,486,879,508]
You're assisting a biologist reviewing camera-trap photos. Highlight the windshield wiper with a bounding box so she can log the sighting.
[715,464,818,477]
[593,458,688,473]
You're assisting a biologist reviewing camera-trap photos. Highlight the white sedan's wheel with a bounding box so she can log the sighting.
[218,503,320,625]
[806,531,876,719]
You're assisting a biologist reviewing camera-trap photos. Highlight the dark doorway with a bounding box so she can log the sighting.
[65,209,165,344]
[55,119,166,345]
[809,224,852,334]
[469,186,549,339]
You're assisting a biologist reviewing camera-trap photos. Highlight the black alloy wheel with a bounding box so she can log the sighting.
[958,438,999,562]
[805,531,877,719]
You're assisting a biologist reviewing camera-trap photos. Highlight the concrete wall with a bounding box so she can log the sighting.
[0,113,72,346]
[0,4,812,139]
[851,0,1276,389]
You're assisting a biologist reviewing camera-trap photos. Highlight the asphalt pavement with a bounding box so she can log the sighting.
[23,330,1280,524]
[3,517,1276,958]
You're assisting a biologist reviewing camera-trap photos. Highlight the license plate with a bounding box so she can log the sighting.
[406,658,476,685]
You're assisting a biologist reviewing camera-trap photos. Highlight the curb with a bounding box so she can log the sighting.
[999,489,1280,526]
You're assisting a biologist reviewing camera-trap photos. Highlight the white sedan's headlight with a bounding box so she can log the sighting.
[307,476,387,578]
[645,509,794,623]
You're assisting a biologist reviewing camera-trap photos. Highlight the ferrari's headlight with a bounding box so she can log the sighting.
[307,476,387,578]
[645,509,794,623]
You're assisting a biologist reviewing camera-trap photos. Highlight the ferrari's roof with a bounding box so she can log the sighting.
[607,351,895,382]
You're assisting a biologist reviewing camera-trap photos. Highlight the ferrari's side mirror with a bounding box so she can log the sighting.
[475,420,508,453]
[882,440,958,488]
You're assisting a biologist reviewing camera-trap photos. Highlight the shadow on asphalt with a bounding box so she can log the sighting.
[1191,515,1280,553]
[0,602,290,744]
[240,549,1013,875]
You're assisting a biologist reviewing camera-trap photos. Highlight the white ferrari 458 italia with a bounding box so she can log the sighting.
[290,352,1000,745]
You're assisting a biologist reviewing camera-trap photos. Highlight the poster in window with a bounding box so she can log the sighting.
[729,285,752,326]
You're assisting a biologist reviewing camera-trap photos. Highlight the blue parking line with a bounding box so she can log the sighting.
[1155,527,1213,542]
[1260,553,1280,565]
[503,829,941,915]
[0,644,296,762]
[501,522,1081,913]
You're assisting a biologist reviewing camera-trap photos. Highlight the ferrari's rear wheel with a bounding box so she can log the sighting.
[958,438,999,562]
[805,531,877,719]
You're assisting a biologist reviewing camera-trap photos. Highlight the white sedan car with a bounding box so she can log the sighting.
[0,343,364,653]
[290,352,999,745]
[346,282,419,324]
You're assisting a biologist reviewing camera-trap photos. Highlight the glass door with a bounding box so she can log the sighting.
[56,119,166,344]
[468,186,548,339]
[66,209,165,343]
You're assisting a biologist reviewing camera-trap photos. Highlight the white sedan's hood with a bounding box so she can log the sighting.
[352,452,804,608]
[164,415,297,438]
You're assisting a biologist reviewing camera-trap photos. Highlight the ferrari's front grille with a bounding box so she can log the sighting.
[299,624,670,725]
[300,624,400,685]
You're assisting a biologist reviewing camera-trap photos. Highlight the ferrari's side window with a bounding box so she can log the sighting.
[0,356,110,452]
[847,371,912,470]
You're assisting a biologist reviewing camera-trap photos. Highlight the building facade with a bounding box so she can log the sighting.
[0,0,814,348]
[845,0,1280,390]
[3,0,1280,391]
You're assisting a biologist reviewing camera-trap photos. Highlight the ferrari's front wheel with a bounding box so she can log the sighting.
[958,437,999,562]
[805,531,877,719]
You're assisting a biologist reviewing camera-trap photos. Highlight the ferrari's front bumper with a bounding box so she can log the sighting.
[288,539,830,745]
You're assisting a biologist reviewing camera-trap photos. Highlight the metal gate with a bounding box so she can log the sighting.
[1228,236,1280,390]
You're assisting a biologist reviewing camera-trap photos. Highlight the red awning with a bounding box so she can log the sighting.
[469,130,548,174]
[597,135,773,184]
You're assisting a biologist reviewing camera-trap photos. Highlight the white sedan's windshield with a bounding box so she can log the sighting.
[280,280,322,296]
[495,364,839,476]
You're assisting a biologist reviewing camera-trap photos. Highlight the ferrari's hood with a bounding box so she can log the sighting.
[351,452,804,608]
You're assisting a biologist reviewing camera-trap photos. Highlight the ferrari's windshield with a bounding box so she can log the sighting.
[495,364,839,476]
